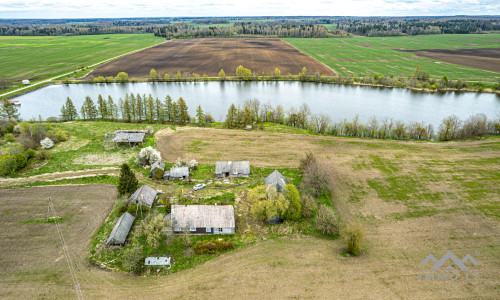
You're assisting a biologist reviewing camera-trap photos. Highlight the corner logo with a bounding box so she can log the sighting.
[419,251,479,281]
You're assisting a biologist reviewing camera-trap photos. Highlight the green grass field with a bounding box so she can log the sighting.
[0,34,165,82]
[284,34,500,82]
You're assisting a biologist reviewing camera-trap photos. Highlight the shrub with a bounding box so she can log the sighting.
[153,168,164,180]
[282,184,301,221]
[315,205,339,235]
[116,197,129,214]
[122,245,144,274]
[300,195,318,218]
[3,133,15,143]
[193,239,235,255]
[0,154,16,175]
[174,157,198,169]
[55,130,68,142]
[118,163,138,196]
[40,137,54,149]
[13,153,27,171]
[138,212,165,248]
[340,223,365,256]
[136,146,162,166]
[35,150,51,160]
[25,149,36,159]
[145,126,154,135]
[127,204,150,215]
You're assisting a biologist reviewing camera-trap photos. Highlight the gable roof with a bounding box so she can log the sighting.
[151,161,165,177]
[164,167,189,179]
[129,185,158,207]
[106,212,135,245]
[215,161,250,176]
[265,170,287,191]
[111,132,145,143]
[171,205,235,228]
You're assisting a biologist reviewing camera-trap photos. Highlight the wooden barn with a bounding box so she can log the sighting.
[164,167,189,180]
[129,185,158,208]
[106,212,135,245]
[265,170,287,192]
[169,205,235,234]
[215,161,250,178]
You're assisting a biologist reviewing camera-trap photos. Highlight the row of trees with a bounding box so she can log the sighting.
[222,99,500,141]
[61,94,214,126]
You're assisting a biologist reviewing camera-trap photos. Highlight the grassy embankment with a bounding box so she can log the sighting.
[285,33,500,82]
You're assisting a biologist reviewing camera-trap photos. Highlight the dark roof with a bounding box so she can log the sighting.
[265,170,287,191]
[171,205,235,228]
[106,212,135,245]
[111,132,145,143]
[215,161,250,176]
[129,185,158,207]
[164,167,189,179]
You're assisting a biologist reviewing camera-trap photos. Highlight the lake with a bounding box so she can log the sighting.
[14,81,500,127]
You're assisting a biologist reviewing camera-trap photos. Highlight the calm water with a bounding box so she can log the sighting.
[15,81,500,127]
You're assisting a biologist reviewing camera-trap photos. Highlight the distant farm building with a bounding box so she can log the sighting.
[151,160,165,178]
[105,130,146,147]
[265,170,287,192]
[215,161,250,178]
[106,212,135,245]
[169,205,235,234]
[164,167,189,180]
[22,79,30,85]
[129,185,158,208]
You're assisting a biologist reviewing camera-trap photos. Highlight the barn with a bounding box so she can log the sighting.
[265,170,287,192]
[164,167,189,180]
[129,185,158,208]
[169,205,235,234]
[106,212,135,245]
[111,131,145,146]
[215,161,250,178]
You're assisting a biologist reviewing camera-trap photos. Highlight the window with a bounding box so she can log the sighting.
[190,227,196,232]
[174,228,182,232]
[206,227,211,232]
[218,228,223,233]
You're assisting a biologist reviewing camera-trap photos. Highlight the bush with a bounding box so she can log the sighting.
[3,133,15,143]
[340,223,365,256]
[25,149,36,159]
[136,146,161,166]
[122,245,144,274]
[35,150,51,160]
[138,212,165,248]
[282,184,301,221]
[0,154,16,175]
[153,168,164,180]
[315,205,339,236]
[127,204,150,215]
[40,137,54,149]
[193,239,235,255]
[174,157,198,169]
[300,195,318,218]
[13,153,27,171]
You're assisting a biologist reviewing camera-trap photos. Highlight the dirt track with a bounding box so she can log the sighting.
[88,38,334,78]
[400,47,500,73]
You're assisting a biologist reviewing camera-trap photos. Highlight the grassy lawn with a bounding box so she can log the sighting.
[0,34,165,82]
[284,33,500,81]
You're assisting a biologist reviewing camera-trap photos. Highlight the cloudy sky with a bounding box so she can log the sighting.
[0,0,498,18]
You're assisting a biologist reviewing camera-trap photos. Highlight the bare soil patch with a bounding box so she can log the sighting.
[73,153,133,166]
[399,47,500,73]
[88,38,334,78]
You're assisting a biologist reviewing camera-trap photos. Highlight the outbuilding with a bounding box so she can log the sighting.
[129,185,158,208]
[215,161,250,178]
[265,170,287,192]
[111,131,146,146]
[106,212,135,245]
[163,167,189,180]
[169,205,235,234]
[150,160,165,178]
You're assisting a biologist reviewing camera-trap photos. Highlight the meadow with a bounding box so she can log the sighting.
[284,33,500,82]
[0,34,165,82]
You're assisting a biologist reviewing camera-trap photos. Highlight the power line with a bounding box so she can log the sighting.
[48,198,83,300]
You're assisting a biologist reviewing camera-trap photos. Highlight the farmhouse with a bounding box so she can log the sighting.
[215,161,250,178]
[106,212,135,245]
[265,170,287,192]
[163,167,189,180]
[129,185,158,208]
[169,205,235,234]
[150,160,165,178]
[110,131,146,146]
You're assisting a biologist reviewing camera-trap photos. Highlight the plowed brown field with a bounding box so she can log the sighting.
[88,38,334,78]
[400,47,500,73]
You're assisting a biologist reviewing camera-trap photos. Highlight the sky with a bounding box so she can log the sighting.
[0,0,499,19]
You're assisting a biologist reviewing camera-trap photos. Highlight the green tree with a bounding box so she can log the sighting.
[118,163,138,196]
[219,69,226,80]
[107,96,117,120]
[155,97,164,122]
[149,68,158,81]
[239,105,255,127]
[282,184,301,221]
[81,96,97,120]
[115,72,129,83]
[340,223,365,256]
[274,67,281,79]
[236,65,252,80]
[171,101,179,124]
[164,73,170,81]
[177,97,190,124]
[129,94,137,122]
[97,94,108,119]
[224,103,238,128]
[196,105,204,127]
[146,95,155,122]
[164,95,173,122]
[123,98,132,122]
[65,97,78,120]
[175,71,182,80]
[136,94,143,121]
[249,185,289,223]
[0,99,20,121]
[298,66,307,81]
